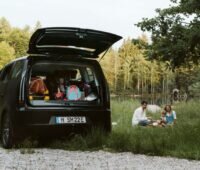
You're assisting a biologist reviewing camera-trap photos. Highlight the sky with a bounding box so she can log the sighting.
[0,0,172,46]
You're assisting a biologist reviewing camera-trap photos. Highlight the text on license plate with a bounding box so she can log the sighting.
[56,116,86,124]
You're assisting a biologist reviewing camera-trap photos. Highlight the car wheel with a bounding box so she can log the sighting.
[1,113,14,149]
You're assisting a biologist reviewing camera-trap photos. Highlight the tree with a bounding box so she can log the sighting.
[8,28,30,57]
[174,65,200,96]
[0,17,12,42]
[0,17,31,58]
[118,39,143,91]
[33,21,42,31]
[0,41,15,68]
[100,49,118,92]
[118,39,161,94]
[136,0,200,68]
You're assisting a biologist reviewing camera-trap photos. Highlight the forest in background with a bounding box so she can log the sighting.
[101,0,200,99]
[0,0,199,99]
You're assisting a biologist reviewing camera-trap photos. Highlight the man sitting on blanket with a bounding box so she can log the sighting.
[132,101,152,126]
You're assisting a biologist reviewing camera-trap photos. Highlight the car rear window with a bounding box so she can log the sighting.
[28,62,100,106]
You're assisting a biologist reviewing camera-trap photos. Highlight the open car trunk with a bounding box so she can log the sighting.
[27,27,122,58]
[27,61,101,106]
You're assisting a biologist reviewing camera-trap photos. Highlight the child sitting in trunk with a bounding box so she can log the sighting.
[55,77,66,99]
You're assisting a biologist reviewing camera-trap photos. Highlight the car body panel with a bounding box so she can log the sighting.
[0,57,110,131]
[27,27,122,58]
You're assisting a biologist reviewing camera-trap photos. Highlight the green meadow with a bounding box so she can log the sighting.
[18,99,200,160]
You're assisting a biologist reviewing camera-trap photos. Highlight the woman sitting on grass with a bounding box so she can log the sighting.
[160,105,177,126]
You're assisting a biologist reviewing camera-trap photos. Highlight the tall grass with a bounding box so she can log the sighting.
[18,99,200,160]
[109,99,200,159]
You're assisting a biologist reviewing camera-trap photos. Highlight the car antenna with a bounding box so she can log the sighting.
[98,48,110,62]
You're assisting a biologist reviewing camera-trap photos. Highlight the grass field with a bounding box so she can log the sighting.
[109,99,200,160]
[18,99,200,160]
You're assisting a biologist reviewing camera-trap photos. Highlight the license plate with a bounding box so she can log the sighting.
[56,116,86,124]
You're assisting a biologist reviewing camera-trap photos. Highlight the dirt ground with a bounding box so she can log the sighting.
[0,148,200,170]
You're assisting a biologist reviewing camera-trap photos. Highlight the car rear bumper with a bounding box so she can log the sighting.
[14,107,110,131]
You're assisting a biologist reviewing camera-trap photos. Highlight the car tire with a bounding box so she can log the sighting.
[1,113,15,149]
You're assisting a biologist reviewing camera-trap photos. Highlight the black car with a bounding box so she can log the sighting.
[0,27,122,148]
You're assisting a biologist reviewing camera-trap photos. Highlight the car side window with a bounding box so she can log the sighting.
[0,63,14,82]
[10,60,24,79]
